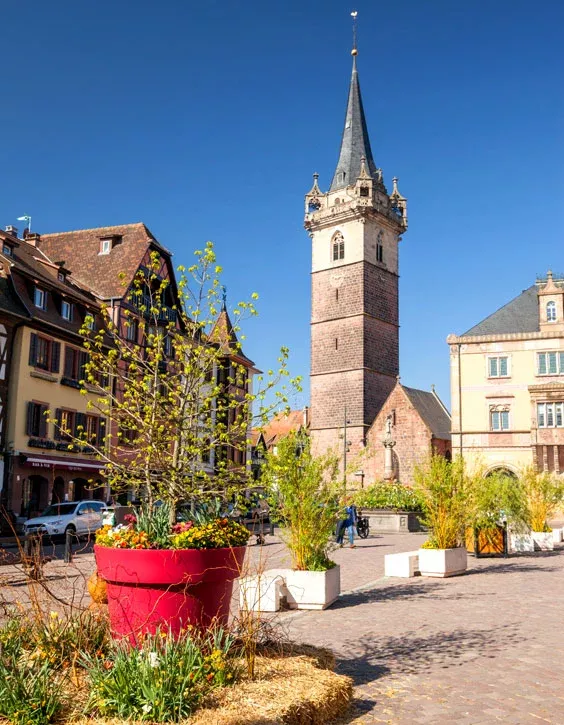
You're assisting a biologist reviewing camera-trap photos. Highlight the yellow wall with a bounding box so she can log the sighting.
[7,326,99,455]
[449,333,564,474]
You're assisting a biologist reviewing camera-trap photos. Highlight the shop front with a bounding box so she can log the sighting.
[8,453,107,519]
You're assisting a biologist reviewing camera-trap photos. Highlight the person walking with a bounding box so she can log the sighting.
[336,497,358,548]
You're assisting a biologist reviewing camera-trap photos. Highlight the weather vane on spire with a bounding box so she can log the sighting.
[351,10,358,56]
[221,285,227,308]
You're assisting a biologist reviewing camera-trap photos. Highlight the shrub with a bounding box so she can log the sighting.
[262,433,340,571]
[414,455,468,550]
[521,467,564,532]
[354,481,425,512]
[0,657,64,725]
[468,469,528,534]
[84,628,238,722]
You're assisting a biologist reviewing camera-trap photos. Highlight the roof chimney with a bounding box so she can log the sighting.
[5,225,18,238]
[302,405,309,427]
[23,231,41,247]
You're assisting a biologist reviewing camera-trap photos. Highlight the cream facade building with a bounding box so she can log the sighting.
[448,272,564,475]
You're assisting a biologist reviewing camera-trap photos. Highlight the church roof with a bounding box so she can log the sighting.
[330,56,378,192]
[402,385,451,440]
[462,285,540,337]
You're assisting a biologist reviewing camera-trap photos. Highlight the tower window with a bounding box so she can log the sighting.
[360,186,369,197]
[376,243,383,263]
[335,338,338,350]
[547,301,557,322]
[332,233,345,261]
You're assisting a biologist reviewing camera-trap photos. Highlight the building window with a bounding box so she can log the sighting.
[376,243,383,263]
[488,356,509,378]
[57,270,66,282]
[537,351,564,375]
[547,301,557,322]
[26,401,48,438]
[100,238,112,255]
[332,233,345,261]
[86,314,95,330]
[359,186,369,197]
[63,346,88,383]
[34,287,46,310]
[490,407,510,431]
[125,319,138,342]
[61,300,73,321]
[2,243,13,257]
[537,402,564,428]
[54,408,75,440]
[29,333,60,373]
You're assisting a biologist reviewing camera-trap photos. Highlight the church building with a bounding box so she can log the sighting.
[304,39,450,486]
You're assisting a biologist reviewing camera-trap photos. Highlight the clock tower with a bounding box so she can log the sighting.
[305,46,408,473]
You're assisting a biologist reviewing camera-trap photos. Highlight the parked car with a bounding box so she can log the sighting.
[23,501,107,538]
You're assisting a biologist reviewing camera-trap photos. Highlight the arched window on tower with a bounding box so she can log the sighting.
[332,233,345,262]
[547,300,557,322]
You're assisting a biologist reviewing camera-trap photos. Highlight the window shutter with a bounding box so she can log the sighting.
[39,405,48,438]
[50,342,61,374]
[54,408,62,440]
[75,412,86,438]
[79,351,88,381]
[29,334,38,366]
[64,347,74,378]
[26,402,35,436]
[97,418,106,448]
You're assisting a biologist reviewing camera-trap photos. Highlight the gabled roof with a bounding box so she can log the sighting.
[209,306,255,367]
[39,223,170,300]
[260,409,309,448]
[402,385,451,440]
[0,229,99,333]
[462,285,540,337]
[330,56,379,192]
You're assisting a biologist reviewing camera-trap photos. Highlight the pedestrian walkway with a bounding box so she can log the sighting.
[279,535,564,724]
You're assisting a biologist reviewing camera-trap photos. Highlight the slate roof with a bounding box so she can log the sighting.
[0,277,28,318]
[39,223,170,300]
[402,385,451,440]
[330,56,379,192]
[462,285,540,337]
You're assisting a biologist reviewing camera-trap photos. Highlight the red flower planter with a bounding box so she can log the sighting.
[94,545,246,644]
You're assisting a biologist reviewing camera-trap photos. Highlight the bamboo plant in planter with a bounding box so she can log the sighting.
[262,432,341,610]
[49,244,299,643]
[466,470,528,556]
[414,454,469,577]
[521,467,564,551]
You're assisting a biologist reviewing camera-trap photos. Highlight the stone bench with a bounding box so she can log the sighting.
[384,550,420,578]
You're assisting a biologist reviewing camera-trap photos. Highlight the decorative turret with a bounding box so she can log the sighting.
[390,177,408,230]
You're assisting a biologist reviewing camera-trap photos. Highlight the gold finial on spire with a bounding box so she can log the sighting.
[351,10,358,56]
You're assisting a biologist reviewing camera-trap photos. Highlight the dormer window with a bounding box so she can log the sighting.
[58,270,66,282]
[547,301,557,322]
[2,243,13,257]
[100,238,111,255]
[61,300,73,321]
[34,287,46,310]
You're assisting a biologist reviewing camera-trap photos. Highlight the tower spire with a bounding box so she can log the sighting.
[330,11,378,192]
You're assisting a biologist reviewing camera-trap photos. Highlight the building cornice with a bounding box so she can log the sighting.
[447,330,564,345]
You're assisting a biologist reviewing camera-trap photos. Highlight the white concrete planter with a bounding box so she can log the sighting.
[239,570,289,613]
[551,528,562,544]
[532,532,554,551]
[510,533,534,552]
[418,547,467,578]
[285,566,341,610]
[384,550,419,578]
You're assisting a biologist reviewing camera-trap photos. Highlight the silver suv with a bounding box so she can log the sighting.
[23,500,106,538]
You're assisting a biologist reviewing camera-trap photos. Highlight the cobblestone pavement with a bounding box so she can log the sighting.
[2,530,564,724]
[275,532,564,725]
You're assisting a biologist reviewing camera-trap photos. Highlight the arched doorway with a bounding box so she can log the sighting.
[72,477,89,501]
[51,476,65,504]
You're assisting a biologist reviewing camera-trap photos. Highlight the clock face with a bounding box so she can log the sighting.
[329,273,344,288]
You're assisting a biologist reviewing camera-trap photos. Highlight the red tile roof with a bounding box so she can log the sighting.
[260,409,309,447]
[39,223,169,300]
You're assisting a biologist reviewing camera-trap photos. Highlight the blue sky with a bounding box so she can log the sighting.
[2,0,563,408]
